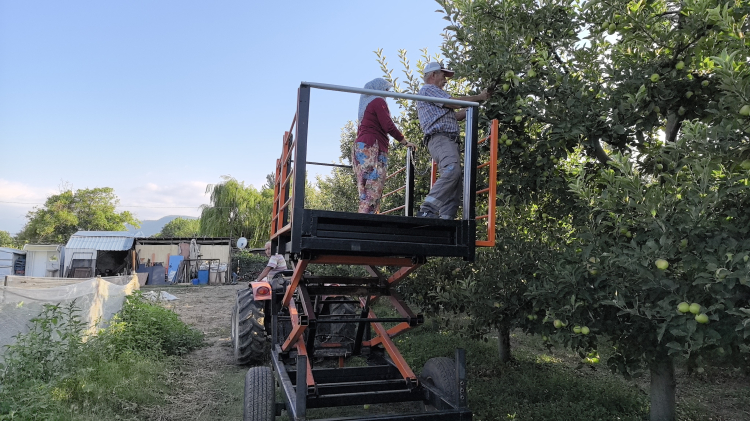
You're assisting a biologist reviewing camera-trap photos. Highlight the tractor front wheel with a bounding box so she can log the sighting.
[233,288,268,365]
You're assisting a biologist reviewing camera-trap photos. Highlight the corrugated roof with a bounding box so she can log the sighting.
[66,231,135,251]
[0,247,26,255]
[23,244,63,251]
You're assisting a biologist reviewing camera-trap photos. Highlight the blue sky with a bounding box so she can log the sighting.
[0,0,448,235]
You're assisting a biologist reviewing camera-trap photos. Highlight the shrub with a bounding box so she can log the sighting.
[231,250,270,279]
[105,292,204,356]
[0,294,203,420]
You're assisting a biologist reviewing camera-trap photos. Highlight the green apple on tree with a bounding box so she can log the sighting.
[581,326,590,335]
[650,73,660,83]
[689,303,701,314]
[677,302,690,313]
[655,259,669,270]
[695,313,709,324]
[740,105,750,117]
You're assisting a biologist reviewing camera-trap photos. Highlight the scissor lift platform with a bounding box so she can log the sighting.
[238,82,499,421]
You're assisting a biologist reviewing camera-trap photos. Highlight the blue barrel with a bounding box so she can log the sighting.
[197,270,209,285]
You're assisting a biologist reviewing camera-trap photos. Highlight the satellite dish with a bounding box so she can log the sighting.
[236,237,248,249]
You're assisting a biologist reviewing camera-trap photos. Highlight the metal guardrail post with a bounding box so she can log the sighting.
[405,148,415,216]
[291,86,311,256]
[296,355,307,417]
[456,348,468,408]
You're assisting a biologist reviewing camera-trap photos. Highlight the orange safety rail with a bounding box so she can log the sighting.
[476,119,498,247]
[377,158,410,216]
[427,120,498,247]
[271,114,297,240]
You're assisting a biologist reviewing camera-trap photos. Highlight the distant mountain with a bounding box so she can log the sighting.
[125,215,198,237]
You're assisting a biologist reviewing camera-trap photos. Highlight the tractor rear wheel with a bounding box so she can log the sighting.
[234,288,268,365]
[243,366,275,421]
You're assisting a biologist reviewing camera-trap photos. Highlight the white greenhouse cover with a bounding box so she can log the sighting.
[0,275,140,358]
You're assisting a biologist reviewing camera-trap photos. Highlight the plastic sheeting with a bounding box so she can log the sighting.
[0,275,140,358]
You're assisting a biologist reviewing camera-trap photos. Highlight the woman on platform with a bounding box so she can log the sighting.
[353,78,416,214]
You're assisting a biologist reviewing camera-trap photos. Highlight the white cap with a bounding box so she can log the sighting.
[423,62,455,77]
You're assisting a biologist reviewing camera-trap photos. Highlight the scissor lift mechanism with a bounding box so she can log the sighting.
[259,82,498,420]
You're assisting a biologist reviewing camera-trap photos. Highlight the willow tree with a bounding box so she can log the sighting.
[199,176,272,247]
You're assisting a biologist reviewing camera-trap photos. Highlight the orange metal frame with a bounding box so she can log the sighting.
[271,114,297,241]
[275,254,424,388]
[476,119,498,247]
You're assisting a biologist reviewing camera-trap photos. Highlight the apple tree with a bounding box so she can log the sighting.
[532,122,750,421]
[17,187,139,244]
[435,0,749,419]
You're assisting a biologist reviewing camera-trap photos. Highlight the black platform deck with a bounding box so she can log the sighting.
[282,209,475,261]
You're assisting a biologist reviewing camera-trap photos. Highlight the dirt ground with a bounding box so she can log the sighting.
[141,284,247,421]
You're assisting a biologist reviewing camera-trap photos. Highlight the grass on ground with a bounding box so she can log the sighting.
[0,293,204,421]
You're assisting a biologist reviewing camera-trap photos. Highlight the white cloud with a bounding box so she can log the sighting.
[117,181,211,221]
[0,179,213,233]
[0,179,56,205]
[0,179,58,234]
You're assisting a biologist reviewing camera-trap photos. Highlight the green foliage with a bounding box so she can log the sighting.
[106,292,204,356]
[307,122,359,213]
[395,324,649,421]
[231,250,271,279]
[155,217,200,238]
[0,231,19,249]
[0,295,203,420]
[532,126,750,375]
[16,187,139,244]
[200,176,273,247]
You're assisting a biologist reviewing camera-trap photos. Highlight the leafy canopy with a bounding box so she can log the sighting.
[17,187,139,244]
[154,217,200,238]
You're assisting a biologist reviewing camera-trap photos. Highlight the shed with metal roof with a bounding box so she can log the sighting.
[0,247,26,278]
[63,231,136,278]
[23,244,65,277]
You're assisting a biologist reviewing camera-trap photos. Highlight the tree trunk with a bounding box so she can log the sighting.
[649,351,676,421]
[497,325,511,363]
